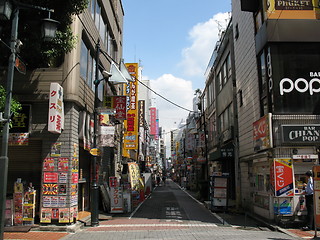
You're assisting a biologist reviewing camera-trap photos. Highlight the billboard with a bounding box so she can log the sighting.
[150,107,157,136]
[266,0,320,19]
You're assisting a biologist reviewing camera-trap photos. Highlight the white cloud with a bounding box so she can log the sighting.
[148,74,194,155]
[178,12,231,78]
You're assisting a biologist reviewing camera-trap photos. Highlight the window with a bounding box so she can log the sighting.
[217,71,222,91]
[80,40,93,89]
[226,53,232,78]
[218,104,233,133]
[222,62,227,85]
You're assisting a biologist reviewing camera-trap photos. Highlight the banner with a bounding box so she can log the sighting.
[273,158,294,197]
[48,83,64,134]
[123,63,139,153]
[128,162,144,191]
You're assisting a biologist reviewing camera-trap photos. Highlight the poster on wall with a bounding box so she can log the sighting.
[58,158,69,171]
[59,172,68,183]
[52,208,59,219]
[273,158,294,197]
[59,208,70,223]
[40,208,52,223]
[51,142,62,157]
[43,158,55,171]
[43,184,58,195]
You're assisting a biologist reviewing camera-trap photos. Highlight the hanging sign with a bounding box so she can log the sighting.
[48,83,64,134]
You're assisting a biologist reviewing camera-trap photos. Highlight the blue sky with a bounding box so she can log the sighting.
[122,1,231,90]
[121,1,231,151]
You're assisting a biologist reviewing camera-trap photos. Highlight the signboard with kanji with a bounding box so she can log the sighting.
[48,83,64,134]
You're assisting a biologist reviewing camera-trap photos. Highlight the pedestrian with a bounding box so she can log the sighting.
[301,170,314,231]
[156,175,161,186]
[162,175,166,186]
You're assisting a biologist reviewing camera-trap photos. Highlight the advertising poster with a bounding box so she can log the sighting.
[58,158,69,171]
[40,208,52,223]
[14,213,23,225]
[43,184,58,195]
[51,196,59,207]
[8,133,29,146]
[273,158,294,197]
[58,196,67,207]
[59,208,70,223]
[51,142,62,157]
[52,208,59,219]
[43,172,58,183]
[72,158,79,172]
[22,204,34,221]
[71,195,78,206]
[43,196,51,208]
[43,158,55,171]
[71,184,78,196]
[58,184,67,195]
[253,114,272,152]
[128,162,144,191]
[73,143,78,157]
[59,172,68,183]
[72,173,78,184]
[110,187,124,213]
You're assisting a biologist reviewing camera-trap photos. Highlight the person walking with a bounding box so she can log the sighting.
[301,170,314,231]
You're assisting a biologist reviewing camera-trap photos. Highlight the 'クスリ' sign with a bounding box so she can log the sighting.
[282,124,320,143]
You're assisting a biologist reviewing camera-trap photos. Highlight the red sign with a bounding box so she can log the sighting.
[109,177,118,187]
[43,172,58,183]
[150,107,157,135]
[253,113,272,151]
[273,158,294,197]
[113,96,127,120]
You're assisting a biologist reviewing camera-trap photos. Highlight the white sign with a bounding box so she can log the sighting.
[48,83,64,133]
[292,154,318,159]
[110,187,124,213]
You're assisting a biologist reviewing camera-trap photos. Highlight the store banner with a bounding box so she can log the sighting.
[110,187,124,213]
[128,162,144,191]
[123,63,139,152]
[150,107,157,135]
[266,0,320,19]
[253,113,273,152]
[273,158,294,197]
[48,83,64,134]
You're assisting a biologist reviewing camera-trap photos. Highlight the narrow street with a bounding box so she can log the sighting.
[60,179,297,240]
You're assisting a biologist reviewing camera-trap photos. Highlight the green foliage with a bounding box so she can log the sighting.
[0,85,22,126]
[0,0,89,68]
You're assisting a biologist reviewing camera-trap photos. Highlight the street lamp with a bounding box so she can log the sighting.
[0,1,59,238]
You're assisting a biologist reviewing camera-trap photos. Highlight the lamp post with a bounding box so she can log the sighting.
[91,41,112,227]
[0,1,59,238]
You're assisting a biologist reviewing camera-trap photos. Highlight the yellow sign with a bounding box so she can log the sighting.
[128,162,144,191]
[90,148,101,156]
[266,0,320,19]
[123,63,139,155]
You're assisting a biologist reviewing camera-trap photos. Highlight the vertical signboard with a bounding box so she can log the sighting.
[48,83,64,134]
[150,107,157,136]
[253,113,272,152]
[273,158,294,197]
[123,63,139,153]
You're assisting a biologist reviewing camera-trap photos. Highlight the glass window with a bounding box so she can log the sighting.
[222,62,227,85]
[80,40,89,80]
[227,54,232,78]
[217,71,222,91]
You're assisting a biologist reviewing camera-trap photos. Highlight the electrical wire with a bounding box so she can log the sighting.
[137,79,195,113]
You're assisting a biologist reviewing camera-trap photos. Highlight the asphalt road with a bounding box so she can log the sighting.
[61,179,299,240]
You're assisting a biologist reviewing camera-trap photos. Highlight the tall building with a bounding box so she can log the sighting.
[233,0,320,220]
[0,0,125,225]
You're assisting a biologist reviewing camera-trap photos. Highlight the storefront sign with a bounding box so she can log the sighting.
[123,63,139,152]
[253,114,273,152]
[138,100,145,127]
[273,158,294,197]
[282,124,320,143]
[9,105,30,133]
[48,83,64,134]
[267,0,320,19]
[110,187,124,213]
[128,162,143,191]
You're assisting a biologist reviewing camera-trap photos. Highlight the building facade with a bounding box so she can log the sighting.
[233,0,320,220]
[0,0,125,225]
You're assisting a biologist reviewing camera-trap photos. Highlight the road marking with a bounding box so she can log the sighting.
[96,223,218,228]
